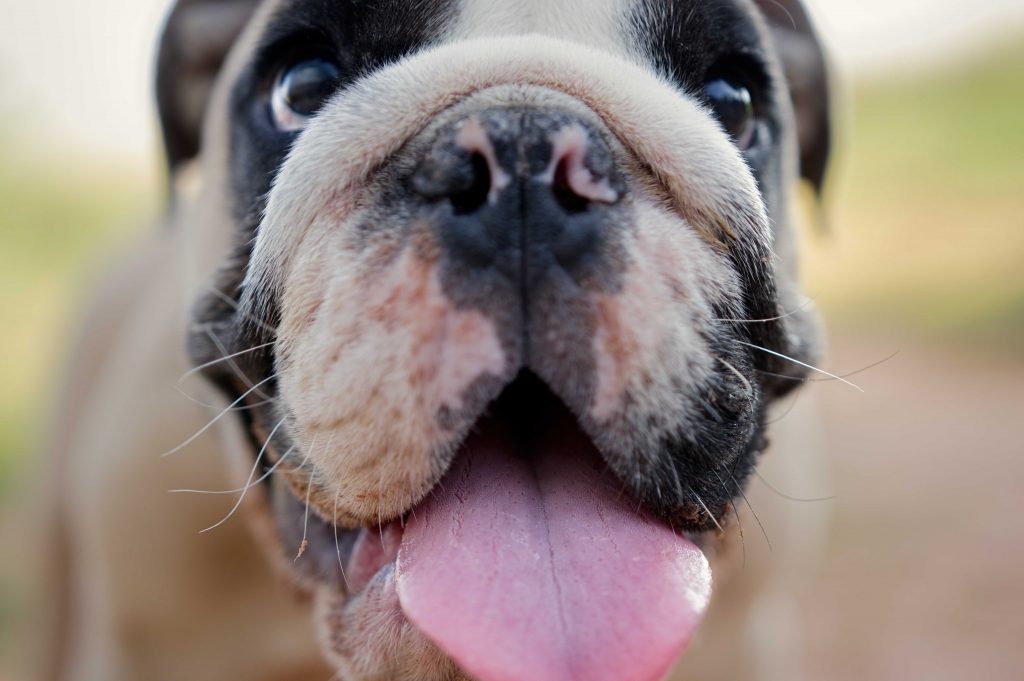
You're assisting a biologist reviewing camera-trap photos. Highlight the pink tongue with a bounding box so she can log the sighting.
[396,420,712,681]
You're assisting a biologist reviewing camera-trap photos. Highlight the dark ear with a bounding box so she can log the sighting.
[754,0,832,195]
[156,0,259,172]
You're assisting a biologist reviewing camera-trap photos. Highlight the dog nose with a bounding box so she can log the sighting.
[412,109,623,278]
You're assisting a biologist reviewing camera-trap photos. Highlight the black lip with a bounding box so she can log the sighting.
[484,369,572,449]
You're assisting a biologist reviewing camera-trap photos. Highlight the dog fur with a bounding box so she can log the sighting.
[42,1,832,679]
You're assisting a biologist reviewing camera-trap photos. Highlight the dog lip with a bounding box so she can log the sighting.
[326,370,574,596]
[322,370,711,598]
[344,519,405,594]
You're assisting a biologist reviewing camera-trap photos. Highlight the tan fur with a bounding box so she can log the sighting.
[43,225,331,681]
[44,0,828,678]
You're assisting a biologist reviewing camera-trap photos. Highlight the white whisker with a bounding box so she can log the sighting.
[713,298,814,324]
[333,491,350,591]
[804,350,899,383]
[200,417,287,534]
[716,357,754,397]
[161,374,276,458]
[691,490,724,534]
[295,434,320,562]
[170,445,295,495]
[208,286,276,334]
[735,340,864,392]
[177,341,275,385]
[759,350,898,389]
[173,383,276,413]
[296,464,316,562]
[754,471,835,503]
[203,328,274,402]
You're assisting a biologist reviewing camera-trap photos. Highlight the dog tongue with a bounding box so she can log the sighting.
[396,418,711,681]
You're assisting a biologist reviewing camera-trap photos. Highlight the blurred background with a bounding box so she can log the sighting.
[1,0,1022,679]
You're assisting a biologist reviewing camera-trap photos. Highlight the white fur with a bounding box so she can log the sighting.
[590,195,739,426]
[245,34,770,309]
[453,0,633,57]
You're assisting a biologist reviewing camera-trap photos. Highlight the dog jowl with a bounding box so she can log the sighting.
[167,0,831,679]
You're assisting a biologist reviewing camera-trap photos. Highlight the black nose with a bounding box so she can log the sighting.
[412,109,623,281]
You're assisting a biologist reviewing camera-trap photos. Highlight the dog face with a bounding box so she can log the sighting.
[164,1,830,679]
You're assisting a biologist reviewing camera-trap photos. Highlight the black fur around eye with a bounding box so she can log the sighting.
[271,58,341,132]
[703,76,756,150]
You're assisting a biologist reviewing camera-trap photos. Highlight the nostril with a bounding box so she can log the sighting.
[450,152,491,216]
[542,125,621,214]
[552,156,591,215]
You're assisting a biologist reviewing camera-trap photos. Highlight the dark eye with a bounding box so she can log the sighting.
[271,58,341,132]
[703,77,756,150]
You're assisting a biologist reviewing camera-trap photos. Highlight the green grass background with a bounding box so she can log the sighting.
[0,142,156,492]
[803,41,1024,344]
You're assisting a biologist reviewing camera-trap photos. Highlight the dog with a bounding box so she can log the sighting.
[42,0,832,679]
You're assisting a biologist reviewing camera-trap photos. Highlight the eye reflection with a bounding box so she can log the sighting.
[271,58,341,132]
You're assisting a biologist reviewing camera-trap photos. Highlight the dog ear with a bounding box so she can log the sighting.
[754,0,832,196]
[156,0,259,173]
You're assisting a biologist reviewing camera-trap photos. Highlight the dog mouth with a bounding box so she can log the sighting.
[323,371,712,681]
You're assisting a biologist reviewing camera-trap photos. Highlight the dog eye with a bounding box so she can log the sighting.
[271,58,341,132]
[703,77,756,150]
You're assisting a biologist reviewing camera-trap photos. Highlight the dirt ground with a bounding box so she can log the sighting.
[2,331,1021,679]
[799,331,1024,680]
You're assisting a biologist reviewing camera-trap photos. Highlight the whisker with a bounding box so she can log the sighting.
[766,387,804,425]
[713,298,813,324]
[708,467,746,568]
[203,328,274,402]
[735,340,864,392]
[207,286,276,334]
[161,374,276,458]
[298,432,333,561]
[178,340,275,385]
[666,461,686,504]
[200,417,286,534]
[296,464,317,561]
[716,357,754,398]
[754,471,835,503]
[172,384,276,413]
[804,350,899,382]
[731,501,746,570]
[632,468,646,518]
[759,351,899,387]
[170,445,295,495]
[723,465,771,553]
[333,492,350,591]
[762,0,797,30]
[690,489,724,534]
